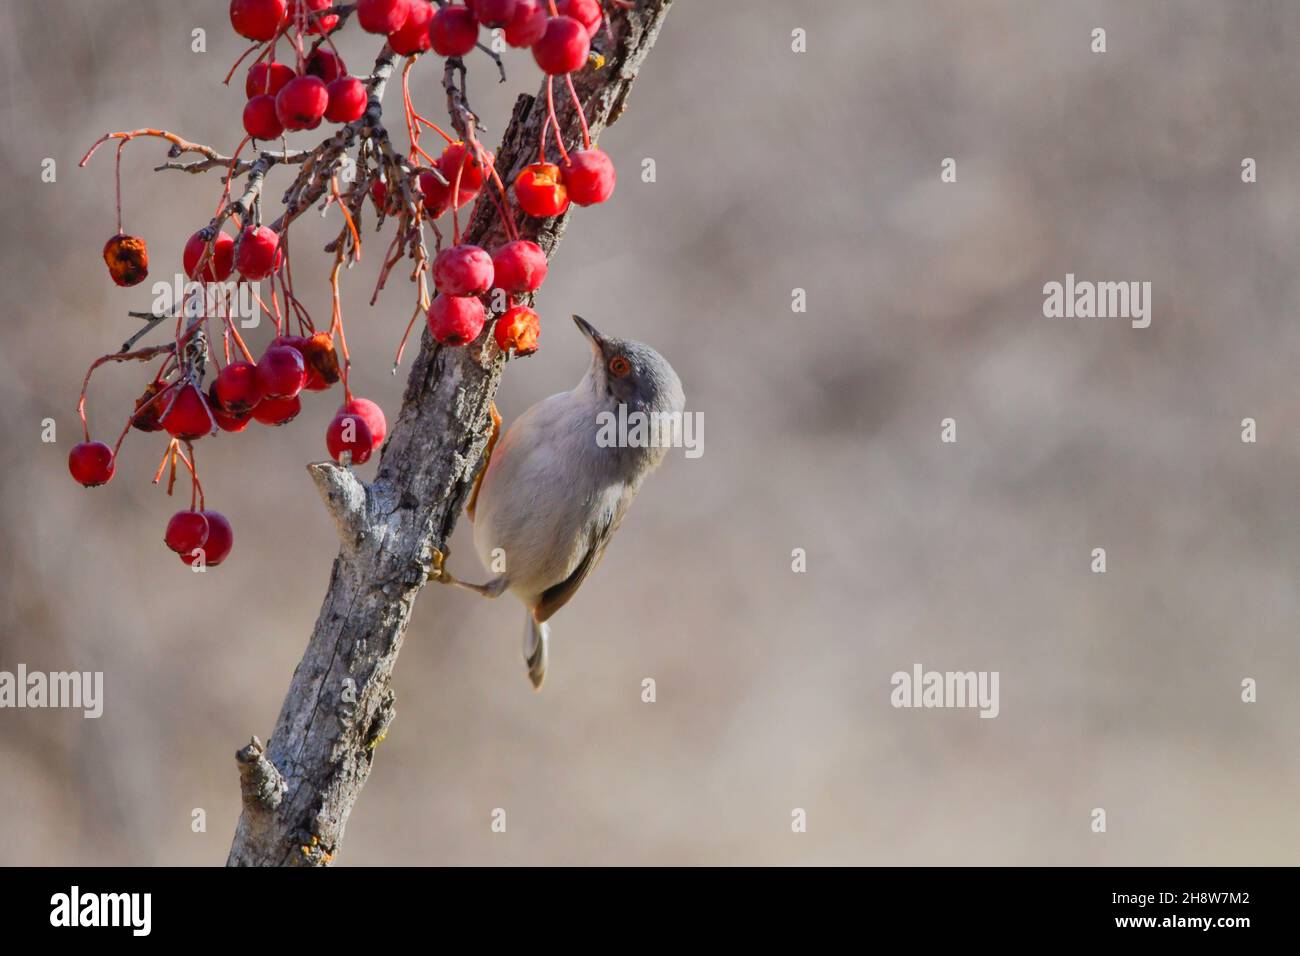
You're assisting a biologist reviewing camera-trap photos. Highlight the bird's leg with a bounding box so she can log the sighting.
[424,547,508,598]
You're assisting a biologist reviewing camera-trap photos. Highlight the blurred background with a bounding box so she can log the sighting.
[2,0,1298,865]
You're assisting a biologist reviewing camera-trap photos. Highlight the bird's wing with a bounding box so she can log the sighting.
[533,489,634,622]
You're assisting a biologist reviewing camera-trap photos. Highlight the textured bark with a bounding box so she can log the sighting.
[227,0,674,867]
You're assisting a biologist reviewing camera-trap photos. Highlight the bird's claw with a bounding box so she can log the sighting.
[424,547,447,584]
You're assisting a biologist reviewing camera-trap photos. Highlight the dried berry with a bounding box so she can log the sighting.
[494,304,540,356]
[103,233,149,287]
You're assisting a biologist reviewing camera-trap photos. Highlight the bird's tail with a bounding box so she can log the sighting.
[523,615,549,691]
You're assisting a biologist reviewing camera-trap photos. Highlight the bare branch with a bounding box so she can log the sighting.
[307,461,371,552]
[235,736,286,812]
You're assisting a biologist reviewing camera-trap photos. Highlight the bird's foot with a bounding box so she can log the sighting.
[423,547,447,585]
[425,547,506,598]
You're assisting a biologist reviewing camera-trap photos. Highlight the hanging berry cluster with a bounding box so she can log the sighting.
[72,0,626,569]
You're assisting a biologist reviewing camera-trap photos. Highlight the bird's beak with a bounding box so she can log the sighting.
[572,314,604,348]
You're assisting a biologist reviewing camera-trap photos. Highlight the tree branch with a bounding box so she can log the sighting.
[226,0,675,867]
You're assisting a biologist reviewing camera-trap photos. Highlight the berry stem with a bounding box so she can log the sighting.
[329,255,354,403]
[175,441,205,511]
[330,175,362,260]
[449,149,469,246]
[222,313,257,364]
[152,439,177,485]
[114,139,127,234]
[544,76,570,165]
[563,72,592,151]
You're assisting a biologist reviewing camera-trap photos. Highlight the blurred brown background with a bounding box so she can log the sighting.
[1,0,1298,865]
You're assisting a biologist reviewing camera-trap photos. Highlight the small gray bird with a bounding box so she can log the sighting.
[436,315,685,690]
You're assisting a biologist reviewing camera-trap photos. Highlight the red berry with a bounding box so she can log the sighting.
[325,75,368,123]
[165,511,210,555]
[184,230,235,282]
[357,0,411,34]
[243,94,285,140]
[276,75,329,131]
[429,3,479,56]
[438,141,493,191]
[305,47,347,83]
[210,384,254,432]
[235,226,282,281]
[503,0,546,47]
[245,61,295,98]
[326,411,375,465]
[251,394,302,425]
[257,345,307,399]
[494,304,540,356]
[532,16,589,75]
[491,240,547,293]
[513,162,569,217]
[427,295,486,345]
[230,0,289,42]
[388,0,433,54]
[103,233,149,287]
[292,0,338,33]
[556,0,601,38]
[162,384,216,440]
[68,441,115,487]
[339,398,387,450]
[214,361,264,414]
[433,244,494,296]
[370,177,390,212]
[190,511,234,566]
[560,147,615,206]
[418,170,478,218]
[469,0,517,29]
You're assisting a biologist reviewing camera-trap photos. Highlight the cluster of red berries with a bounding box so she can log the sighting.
[77,0,630,567]
[242,45,367,141]
[426,236,547,351]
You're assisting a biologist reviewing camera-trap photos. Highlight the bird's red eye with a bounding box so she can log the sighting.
[608,355,631,378]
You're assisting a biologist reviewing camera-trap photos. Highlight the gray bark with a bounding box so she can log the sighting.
[227,0,674,867]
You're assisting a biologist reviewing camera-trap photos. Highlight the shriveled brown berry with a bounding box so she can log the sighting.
[132,382,168,432]
[103,234,149,287]
[300,332,341,390]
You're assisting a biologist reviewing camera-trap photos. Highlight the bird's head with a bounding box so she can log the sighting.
[573,315,684,417]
